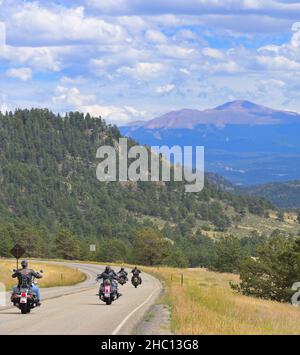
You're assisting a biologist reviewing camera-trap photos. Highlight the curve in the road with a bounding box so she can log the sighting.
[0,262,161,335]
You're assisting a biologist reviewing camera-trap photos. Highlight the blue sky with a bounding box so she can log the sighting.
[1,0,300,124]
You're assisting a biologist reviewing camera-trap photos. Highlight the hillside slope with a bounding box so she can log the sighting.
[0,108,289,264]
[240,180,300,209]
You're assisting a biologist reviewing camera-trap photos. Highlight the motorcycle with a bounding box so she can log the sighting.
[131,275,141,288]
[11,270,43,314]
[98,279,118,305]
[117,273,128,285]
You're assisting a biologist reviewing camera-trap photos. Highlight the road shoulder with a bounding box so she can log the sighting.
[135,302,172,335]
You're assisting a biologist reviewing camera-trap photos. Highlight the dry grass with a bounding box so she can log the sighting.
[146,266,300,335]
[0,260,86,289]
[25,259,300,335]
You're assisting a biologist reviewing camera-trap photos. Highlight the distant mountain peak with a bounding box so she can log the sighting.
[123,100,300,130]
[215,100,262,111]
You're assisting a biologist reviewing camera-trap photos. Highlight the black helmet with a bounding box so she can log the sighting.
[105,266,111,272]
[21,260,28,268]
[120,267,124,271]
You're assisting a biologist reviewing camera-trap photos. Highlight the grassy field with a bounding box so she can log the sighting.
[146,266,300,335]
[0,260,86,289]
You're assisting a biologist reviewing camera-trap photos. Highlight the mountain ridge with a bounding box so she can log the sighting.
[239,180,300,209]
[125,100,300,130]
[121,100,300,186]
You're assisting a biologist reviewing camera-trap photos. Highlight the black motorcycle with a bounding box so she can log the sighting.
[98,279,119,305]
[131,275,141,288]
[117,272,128,285]
[11,270,43,314]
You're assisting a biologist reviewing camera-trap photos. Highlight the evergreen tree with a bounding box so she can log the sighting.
[233,236,300,302]
[213,236,246,273]
[132,228,171,266]
[54,229,80,260]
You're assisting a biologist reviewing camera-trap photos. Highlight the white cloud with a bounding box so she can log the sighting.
[90,45,149,75]
[258,45,281,54]
[82,0,300,20]
[260,79,285,88]
[179,68,191,75]
[204,60,240,74]
[202,47,225,60]
[118,15,146,30]
[60,76,87,85]
[2,0,300,118]
[0,21,6,45]
[117,62,166,79]
[87,0,129,13]
[52,86,96,107]
[174,29,199,41]
[156,84,176,94]
[6,3,128,46]
[145,29,167,43]
[157,44,196,59]
[6,67,32,81]
[291,27,300,48]
[51,85,146,124]
[0,44,61,71]
[257,55,300,71]
[255,27,300,74]
[80,105,135,124]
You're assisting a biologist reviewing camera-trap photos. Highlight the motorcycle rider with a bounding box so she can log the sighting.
[131,266,142,285]
[12,260,43,306]
[117,267,128,281]
[96,266,122,297]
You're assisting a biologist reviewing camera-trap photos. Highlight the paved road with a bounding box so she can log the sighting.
[0,262,161,335]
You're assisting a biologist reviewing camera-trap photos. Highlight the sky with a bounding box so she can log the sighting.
[1,0,300,124]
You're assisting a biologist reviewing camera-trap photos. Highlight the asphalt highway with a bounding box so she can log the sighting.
[0,262,161,335]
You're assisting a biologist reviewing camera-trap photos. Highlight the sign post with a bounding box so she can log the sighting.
[10,244,26,270]
[90,244,96,252]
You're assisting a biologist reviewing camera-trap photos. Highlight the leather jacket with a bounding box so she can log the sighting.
[12,268,42,287]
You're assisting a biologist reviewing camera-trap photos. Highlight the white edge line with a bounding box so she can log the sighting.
[112,282,160,335]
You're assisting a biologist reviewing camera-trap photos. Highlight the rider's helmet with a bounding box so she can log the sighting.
[21,260,28,268]
[105,266,111,273]
[120,267,124,271]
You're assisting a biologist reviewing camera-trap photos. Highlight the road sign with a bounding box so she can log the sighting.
[10,244,25,259]
[90,244,96,252]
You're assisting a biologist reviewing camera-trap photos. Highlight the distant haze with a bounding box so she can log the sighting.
[121,100,300,186]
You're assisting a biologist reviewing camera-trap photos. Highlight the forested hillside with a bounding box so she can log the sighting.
[240,181,300,209]
[0,109,276,266]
